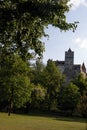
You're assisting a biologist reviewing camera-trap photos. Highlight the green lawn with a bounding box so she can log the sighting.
[0,112,87,130]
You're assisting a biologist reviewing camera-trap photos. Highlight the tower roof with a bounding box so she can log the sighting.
[68,48,72,52]
[82,62,86,71]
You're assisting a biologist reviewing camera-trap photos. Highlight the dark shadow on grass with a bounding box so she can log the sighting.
[17,110,87,124]
[53,116,87,123]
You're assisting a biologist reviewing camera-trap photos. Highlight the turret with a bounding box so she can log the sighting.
[65,48,74,69]
[82,62,86,73]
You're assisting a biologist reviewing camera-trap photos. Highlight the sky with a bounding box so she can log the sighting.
[42,0,87,68]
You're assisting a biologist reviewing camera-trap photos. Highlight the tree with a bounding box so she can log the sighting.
[79,90,87,117]
[30,84,46,110]
[72,74,87,117]
[30,59,45,85]
[58,83,80,115]
[73,74,87,95]
[0,54,31,115]
[42,59,64,110]
[0,0,78,61]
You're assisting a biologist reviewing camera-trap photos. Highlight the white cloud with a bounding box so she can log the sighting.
[68,0,87,10]
[75,37,87,49]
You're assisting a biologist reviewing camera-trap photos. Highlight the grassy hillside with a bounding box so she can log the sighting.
[0,112,87,130]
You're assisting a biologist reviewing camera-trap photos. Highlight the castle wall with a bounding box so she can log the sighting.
[58,65,65,73]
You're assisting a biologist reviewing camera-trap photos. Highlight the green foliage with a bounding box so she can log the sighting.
[78,90,87,117]
[31,84,46,109]
[29,59,64,111]
[43,59,64,89]
[58,83,80,114]
[72,74,87,117]
[42,59,64,110]
[30,59,45,85]
[0,0,78,60]
[0,54,31,115]
[73,74,87,95]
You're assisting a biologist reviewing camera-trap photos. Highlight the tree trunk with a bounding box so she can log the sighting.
[8,103,11,116]
[8,87,14,116]
[8,101,13,116]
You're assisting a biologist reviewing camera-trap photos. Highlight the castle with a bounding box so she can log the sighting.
[55,48,86,83]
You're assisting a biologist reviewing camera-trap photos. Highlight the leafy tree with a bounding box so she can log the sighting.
[0,0,78,60]
[72,74,87,117]
[0,54,31,115]
[30,59,45,85]
[73,74,87,95]
[30,84,46,109]
[79,90,87,117]
[42,59,64,110]
[58,83,80,115]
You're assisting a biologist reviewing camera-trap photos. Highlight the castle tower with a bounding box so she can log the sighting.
[82,62,86,73]
[65,48,74,69]
[55,48,87,85]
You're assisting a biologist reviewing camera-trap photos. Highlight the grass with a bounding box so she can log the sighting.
[0,112,87,130]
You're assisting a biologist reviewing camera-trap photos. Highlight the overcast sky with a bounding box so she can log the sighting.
[42,0,87,68]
